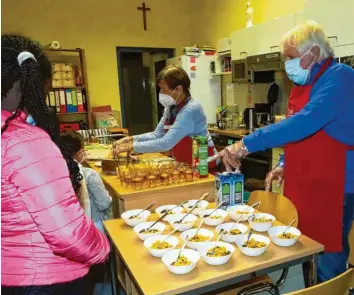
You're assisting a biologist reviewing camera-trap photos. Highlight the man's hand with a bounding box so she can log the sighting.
[265,158,284,192]
[209,140,249,172]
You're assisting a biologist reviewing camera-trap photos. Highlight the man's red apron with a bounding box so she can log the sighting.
[284,58,353,252]
[164,99,217,170]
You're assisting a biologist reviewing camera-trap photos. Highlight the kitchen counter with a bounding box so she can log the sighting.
[208,127,251,139]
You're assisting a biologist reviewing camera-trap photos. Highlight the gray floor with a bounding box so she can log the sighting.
[258,264,305,295]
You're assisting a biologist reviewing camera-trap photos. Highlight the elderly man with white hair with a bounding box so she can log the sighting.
[214,21,354,282]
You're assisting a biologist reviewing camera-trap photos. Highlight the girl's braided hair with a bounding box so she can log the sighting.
[1,34,82,193]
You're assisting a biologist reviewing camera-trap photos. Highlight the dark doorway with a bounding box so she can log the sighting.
[154,59,167,121]
[116,47,174,134]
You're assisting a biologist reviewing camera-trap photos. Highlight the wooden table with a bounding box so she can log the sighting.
[86,156,215,218]
[104,213,324,295]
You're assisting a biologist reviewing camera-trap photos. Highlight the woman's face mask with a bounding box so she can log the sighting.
[285,47,315,86]
[159,87,180,108]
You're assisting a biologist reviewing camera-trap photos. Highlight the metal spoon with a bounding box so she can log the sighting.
[160,201,187,214]
[171,237,189,266]
[242,229,253,247]
[206,229,225,256]
[224,215,243,235]
[202,202,224,218]
[189,219,205,241]
[129,202,155,219]
[175,193,209,224]
[185,192,209,209]
[161,228,179,243]
[139,211,169,233]
[281,218,297,237]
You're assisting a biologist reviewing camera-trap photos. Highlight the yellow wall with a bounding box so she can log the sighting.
[2,0,304,113]
[191,0,304,46]
[2,0,193,111]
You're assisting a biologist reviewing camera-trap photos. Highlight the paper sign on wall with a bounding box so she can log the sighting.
[190,72,196,79]
[190,65,197,71]
[190,57,196,63]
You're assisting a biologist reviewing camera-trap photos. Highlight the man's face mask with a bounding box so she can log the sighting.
[285,47,315,86]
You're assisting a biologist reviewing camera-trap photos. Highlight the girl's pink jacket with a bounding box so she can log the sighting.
[1,110,110,286]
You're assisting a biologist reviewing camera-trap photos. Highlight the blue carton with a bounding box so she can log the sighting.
[215,172,244,210]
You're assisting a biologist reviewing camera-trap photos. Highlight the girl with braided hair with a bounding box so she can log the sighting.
[1,34,110,294]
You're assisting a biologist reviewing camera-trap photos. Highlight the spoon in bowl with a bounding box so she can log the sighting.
[202,202,224,218]
[171,238,189,266]
[129,202,155,219]
[281,218,297,237]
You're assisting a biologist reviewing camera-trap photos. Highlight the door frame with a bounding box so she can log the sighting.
[116,47,175,128]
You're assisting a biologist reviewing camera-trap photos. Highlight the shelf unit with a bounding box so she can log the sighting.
[44,48,92,129]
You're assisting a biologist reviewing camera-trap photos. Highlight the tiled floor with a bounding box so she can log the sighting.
[257,264,305,295]
[105,264,305,295]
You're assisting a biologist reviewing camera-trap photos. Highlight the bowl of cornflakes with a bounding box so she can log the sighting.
[216,222,249,243]
[199,209,227,226]
[235,234,270,257]
[227,205,255,222]
[133,222,165,241]
[198,241,235,265]
[161,249,200,275]
[144,235,180,257]
[180,228,214,250]
[268,226,301,247]
[248,213,276,232]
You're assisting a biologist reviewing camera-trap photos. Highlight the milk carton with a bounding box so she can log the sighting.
[232,172,244,204]
[215,172,233,210]
[215,171,244,210]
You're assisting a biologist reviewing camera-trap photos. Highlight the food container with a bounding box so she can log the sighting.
[227,204,255,222]
[133,222,166,241]
[182,200,209,215]
[235,233,270,257]
[192,136,208,178]
[180,228,214,250]
[144,235,180,257]
[61,63,73,71]
[121,209,151,227]
[216,222,249,243]
[52,79,63,88]
[268,226,301,247]
[155,205,184,221]
[198,241,235,266]
[52,63,62,71]
[165,213,198,232]
[248,213,276,232]
[199,209,227,226]
[161,249,200,275]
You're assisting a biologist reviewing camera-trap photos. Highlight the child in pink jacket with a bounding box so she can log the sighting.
[1,35,110,295]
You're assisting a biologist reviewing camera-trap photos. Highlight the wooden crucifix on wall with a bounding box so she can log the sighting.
[137,2,151,31]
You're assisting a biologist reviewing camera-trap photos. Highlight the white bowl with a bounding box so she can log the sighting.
[268,226,301,247]
[198,241,235,266]
[133,222,166,241]
[199,209,228,226]
[155,205,184,221]
[165,213,198,232]
[235,234,270,257]
[121,209,151,227]
[183,200,209,215]
[144,235,180,257]
[216,222,249,243]
[161,249,200,275]
[180,228,214,250]
[227,205,255,222]
[248,213,276,232]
